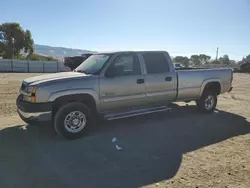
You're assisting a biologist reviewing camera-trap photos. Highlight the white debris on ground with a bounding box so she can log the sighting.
[112,137,122,150]
[115,145,122,150]
[19,125,27,130]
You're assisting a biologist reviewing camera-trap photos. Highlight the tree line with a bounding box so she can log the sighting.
[172,54,243,68]
[0,22,57,61]
[1,22,249,66]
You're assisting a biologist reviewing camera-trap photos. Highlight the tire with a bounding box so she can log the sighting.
[196,91,217,113]
[53,102,90,140]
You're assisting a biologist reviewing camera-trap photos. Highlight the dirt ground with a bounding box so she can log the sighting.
[0,73,250,188]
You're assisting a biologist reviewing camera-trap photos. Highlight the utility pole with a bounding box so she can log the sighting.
[216,47,219,61]
[11,37,15,72]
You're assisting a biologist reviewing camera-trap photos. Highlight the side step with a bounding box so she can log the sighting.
[104,105,172,120]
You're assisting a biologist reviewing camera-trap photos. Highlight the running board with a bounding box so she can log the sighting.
[104,106,172,120]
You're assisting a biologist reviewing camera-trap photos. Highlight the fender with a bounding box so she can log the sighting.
[48,88,100,110]
[199,78,222,97]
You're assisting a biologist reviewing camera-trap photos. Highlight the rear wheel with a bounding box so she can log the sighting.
[54,102,90,139]
[196,91,217,113]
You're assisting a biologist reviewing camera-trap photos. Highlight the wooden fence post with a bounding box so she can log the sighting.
[11,59,13,72]
[27,60,30,72]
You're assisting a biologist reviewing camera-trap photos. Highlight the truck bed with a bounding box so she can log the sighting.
[176,68,232,101]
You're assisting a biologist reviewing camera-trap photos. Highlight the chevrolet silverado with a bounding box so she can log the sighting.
[16,51,233,139]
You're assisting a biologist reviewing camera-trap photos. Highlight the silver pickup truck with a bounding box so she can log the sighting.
[16,51,233,139]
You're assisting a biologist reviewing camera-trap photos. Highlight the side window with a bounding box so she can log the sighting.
[107,54,141,77]
[142,52,170,74]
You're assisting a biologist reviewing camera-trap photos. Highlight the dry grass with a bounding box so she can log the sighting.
[0,73,250,188]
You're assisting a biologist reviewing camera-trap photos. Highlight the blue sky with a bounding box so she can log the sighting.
[1,0,250,60]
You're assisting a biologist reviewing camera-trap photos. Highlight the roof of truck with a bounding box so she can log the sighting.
[96,50,168,54]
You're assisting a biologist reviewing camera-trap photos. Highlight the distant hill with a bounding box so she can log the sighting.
[34,44,95,59]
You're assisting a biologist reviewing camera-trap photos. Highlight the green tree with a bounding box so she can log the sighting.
[199,54,211,64]
[0,22,34,59]
[230,60,236,66]
[239,55,250,65]
[173,56,189,67]
[210,60,220,64]
[246,55,250,62]
[190,55,201,66]
[27,54,57,61]
[24,30,34,55]
[220,54,230,65]
[190,54,211,66]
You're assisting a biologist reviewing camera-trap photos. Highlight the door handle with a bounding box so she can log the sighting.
[137,79,144,84]
[165,77,172,82]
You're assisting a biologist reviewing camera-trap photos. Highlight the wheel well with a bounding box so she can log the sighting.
[203,82,221,95]
[52,94,97,116]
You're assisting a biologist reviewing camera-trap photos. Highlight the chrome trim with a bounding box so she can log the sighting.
[146,90,176,97]
[103,93,146,103]
[64,111,87,133]
[17,109,52,121]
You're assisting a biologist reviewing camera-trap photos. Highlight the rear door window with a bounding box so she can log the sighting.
[142,52,170,74]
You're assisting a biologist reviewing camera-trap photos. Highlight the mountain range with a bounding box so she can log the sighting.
[34,44,95,58]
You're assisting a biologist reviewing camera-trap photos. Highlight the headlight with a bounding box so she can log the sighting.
[23,95,36,102]
[27,86,37,94]
[23,86,37,103]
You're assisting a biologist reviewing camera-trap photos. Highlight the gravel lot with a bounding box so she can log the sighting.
[0,73,250,188]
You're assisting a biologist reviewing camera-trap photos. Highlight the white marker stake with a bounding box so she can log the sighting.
[112,137,117,142]
[116,145,122,150]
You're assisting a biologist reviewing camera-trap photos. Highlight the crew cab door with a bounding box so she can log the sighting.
[140,52,177,105]
[99,53,146,112]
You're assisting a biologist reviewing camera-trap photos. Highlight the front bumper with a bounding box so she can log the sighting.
[17,109,52,122]
[16,95,52,122]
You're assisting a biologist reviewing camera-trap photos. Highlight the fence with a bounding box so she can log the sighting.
[0,59,71,72]
[201,63,238,69]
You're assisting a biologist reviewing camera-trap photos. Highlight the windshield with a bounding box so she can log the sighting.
[75,54,111,74]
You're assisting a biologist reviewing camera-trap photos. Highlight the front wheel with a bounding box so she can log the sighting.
[53,102,90,140]
[196,91,217,113]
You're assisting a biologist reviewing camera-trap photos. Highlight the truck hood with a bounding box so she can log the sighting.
[24,72,88,85]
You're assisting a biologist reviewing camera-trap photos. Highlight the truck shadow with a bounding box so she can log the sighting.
[1,105,250,188]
